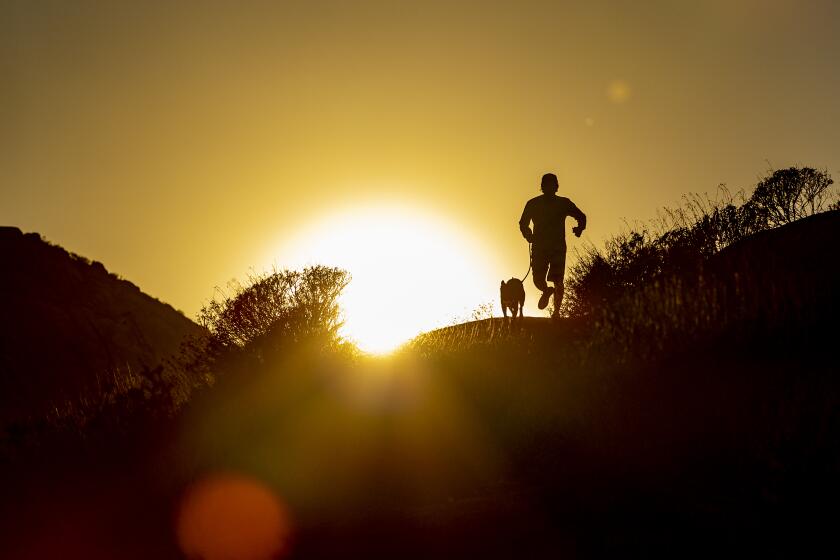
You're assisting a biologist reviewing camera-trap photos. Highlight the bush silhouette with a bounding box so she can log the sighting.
[562,166,836,318]
[198,265,350,364]
[748,166,834,228]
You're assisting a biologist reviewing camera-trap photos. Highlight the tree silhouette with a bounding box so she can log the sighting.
[198,265,350,358]
[748,167,834,228]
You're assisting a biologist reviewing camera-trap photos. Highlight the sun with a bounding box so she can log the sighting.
[269,202,498,354]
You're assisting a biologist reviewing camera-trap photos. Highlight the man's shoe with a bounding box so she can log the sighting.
[538,289,552,310]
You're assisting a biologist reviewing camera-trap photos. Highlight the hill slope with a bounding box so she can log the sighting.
[392,211,840,558]
[0,227,203,424]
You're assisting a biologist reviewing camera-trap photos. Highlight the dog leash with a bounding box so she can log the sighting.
[520,242,532,282]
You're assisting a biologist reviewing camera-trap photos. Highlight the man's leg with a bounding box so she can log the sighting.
[547,249,567,317]
[552,278,564,317]
[532,254,553,310]
[532,263,548,293]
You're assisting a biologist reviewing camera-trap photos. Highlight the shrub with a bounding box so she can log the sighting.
[748,167,834,228]
[562,167,836,318]
[198,265,350,360]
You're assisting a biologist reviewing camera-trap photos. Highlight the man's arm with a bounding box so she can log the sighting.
[519,202,534,242]
[570,201,586,237]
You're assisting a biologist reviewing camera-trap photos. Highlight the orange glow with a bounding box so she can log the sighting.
[176,473,292,560]
[270,202,500,354]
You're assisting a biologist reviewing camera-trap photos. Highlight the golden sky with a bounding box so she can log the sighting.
[3,1,839,329]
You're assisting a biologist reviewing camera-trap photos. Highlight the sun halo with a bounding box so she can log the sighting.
[271,203,497,355]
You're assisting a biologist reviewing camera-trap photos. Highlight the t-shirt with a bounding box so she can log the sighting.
[519,194,586,250]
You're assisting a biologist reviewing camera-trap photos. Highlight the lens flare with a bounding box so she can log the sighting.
[176,473,292,560]
[607,80,631,103]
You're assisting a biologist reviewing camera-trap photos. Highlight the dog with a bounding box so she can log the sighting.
[500,278,525,318]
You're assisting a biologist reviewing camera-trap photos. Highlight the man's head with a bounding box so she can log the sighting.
[540,173,559,194]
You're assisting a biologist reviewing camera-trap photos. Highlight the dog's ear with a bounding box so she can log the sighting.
[500,280,506,287]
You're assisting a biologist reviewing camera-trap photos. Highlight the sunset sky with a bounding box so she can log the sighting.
[3,1,839,346]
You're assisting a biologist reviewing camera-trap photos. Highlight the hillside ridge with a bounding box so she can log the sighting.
[412,210,840,350]
[0,226,203,424]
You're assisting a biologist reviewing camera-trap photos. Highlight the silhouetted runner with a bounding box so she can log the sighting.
[519,173,586,317]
